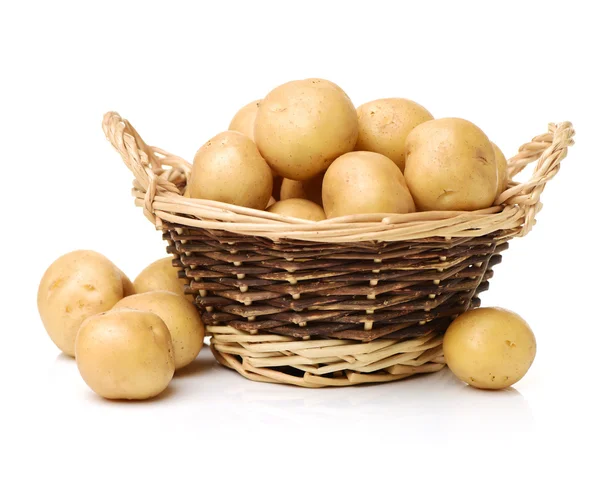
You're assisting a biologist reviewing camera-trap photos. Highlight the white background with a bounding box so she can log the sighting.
[1,1,598,477]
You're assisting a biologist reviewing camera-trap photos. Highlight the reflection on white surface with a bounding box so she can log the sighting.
[35,342,538,470]
[115,348,535,437]
[0,337,571,479]
[20,313,577,475]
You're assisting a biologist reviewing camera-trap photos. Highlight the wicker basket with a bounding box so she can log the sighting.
[102,112,574,388]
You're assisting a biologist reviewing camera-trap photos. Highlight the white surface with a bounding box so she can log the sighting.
[1,0,598,477]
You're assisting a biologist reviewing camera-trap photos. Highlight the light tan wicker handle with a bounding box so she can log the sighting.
[498,121,575,236]
[102,112,191,224]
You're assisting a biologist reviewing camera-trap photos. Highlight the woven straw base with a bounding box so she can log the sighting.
[209,325,445,387]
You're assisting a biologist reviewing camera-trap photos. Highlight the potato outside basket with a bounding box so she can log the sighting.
[102,112,574,388]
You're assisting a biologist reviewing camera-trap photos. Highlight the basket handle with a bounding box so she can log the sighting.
[102,112,191,223]
[497,121,574,236]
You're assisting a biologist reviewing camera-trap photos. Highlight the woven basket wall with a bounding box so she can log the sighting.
[103,112,574,387]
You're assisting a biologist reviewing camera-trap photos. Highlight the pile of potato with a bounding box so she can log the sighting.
[186,78,509,220]
[37,251,204,400]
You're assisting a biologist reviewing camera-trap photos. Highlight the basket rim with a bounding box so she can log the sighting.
[134,187,525,242]
[103,112,574,243]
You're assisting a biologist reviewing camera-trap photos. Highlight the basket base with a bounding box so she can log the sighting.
[208,325,445,388]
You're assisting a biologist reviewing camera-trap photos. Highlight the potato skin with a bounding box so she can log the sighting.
[113,291,205,370]
[254,78,358,181]
[75,309,174,400]
[229,99,281,181]
[279,172,324,206]
[267,198,326,221]
[322,151,415,218]
[404,118,498,211]
[228,99,261,141]
[443,307,536,390]
[189,131,273,209]
[134,257,191,302]
[356,98,433,171]
[492,142,508,199]
[304,78,346,92]
[116,267,135,297]
[37,250,125,357]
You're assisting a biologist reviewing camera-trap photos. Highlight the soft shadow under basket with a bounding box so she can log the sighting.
[103,113,574,388]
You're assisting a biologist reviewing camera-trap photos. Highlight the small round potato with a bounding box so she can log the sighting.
[254,78,358,180]
[134,257,192,302]
[114,291,205,370]
[356,98,433,171]
[404,118,498,211]
[75,309,175,400]
[492,142,508,199]
[443,307,536,390]
[37,250,126,357]
[228,99,261,141]
[322,151,416,218]
[189,131,273,209]
[267,198,326,221]
[116,267,135,297]
[280,173,324,206]
[229,99,281,181]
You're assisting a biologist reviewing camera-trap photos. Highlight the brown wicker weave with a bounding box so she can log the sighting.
[102,112,574,387]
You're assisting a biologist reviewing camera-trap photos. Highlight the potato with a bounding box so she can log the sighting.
[267,198,326,221]
[189,131,272,209]
[356,98,433,171]
[254,78,358,180]
[404,118,498,211]
[228,99,282,181]
[228,99,261,141]
[492,142,508,199]
[134,257,192,302]
[116,267,135,297]
[322,151,415,218]
[75,309,174,400]
[37,250,125,357]
[443,307,536,390]
[280,173,324,206]
[114,291,204,370]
